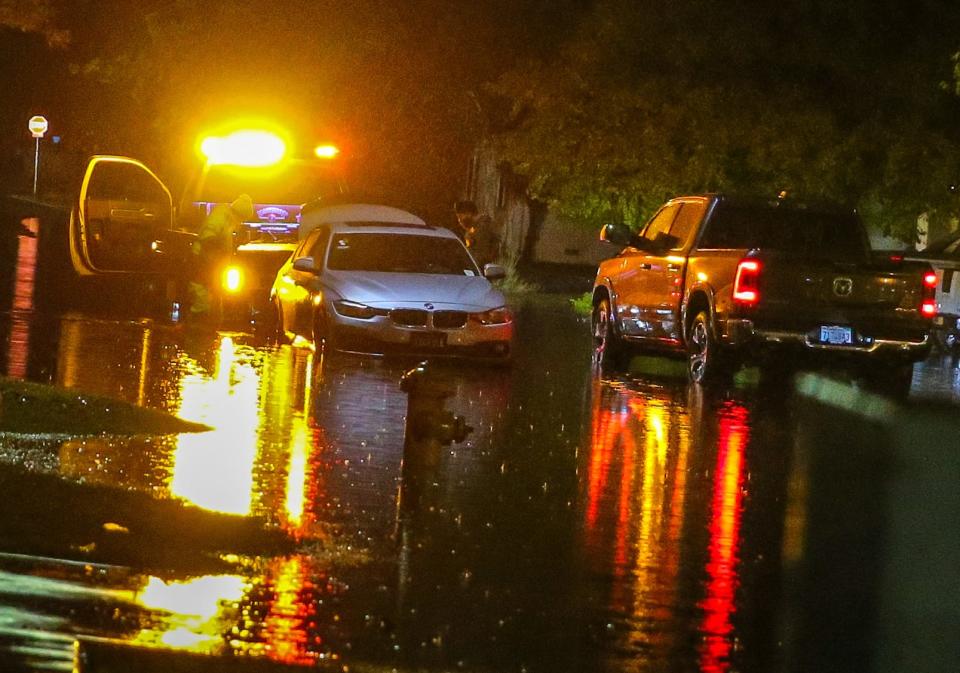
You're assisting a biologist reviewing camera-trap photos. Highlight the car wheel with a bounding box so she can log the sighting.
[271,299,289,344]
[687,310,734,384]
[592,297,629,370]
[312,308,337,356]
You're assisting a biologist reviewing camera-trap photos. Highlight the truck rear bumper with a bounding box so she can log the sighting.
[723,319,931,361]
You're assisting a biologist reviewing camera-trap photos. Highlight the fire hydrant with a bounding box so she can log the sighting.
[399,361,472,470]
[397,361,472,520]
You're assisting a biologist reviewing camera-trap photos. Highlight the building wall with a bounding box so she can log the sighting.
[467,142,612,267]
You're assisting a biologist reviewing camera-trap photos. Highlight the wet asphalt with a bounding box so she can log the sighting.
[0,296,957,673]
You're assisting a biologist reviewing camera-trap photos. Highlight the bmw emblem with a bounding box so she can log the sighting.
[424,302,435,310]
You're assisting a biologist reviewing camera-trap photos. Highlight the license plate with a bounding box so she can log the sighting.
[410,332,446,348]
[819,325,853,345]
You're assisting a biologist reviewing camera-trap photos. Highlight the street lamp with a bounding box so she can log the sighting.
[28,115,48,197]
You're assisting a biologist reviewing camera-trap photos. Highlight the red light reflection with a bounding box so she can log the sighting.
[699,402,749,673]
[262,556,318,666]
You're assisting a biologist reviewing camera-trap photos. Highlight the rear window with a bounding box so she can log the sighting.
[698,204,866,260]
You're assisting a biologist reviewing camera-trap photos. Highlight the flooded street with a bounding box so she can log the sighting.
[0,298,956,672]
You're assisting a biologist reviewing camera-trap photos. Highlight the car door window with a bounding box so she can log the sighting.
[295,229,321,260]
[640,203,681,248]
[308,226,331,268]
[668,201,706,250]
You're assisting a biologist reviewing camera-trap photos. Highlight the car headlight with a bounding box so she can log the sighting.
[333,299,388,320]
[222,265,243,293]
[470,306,513,325]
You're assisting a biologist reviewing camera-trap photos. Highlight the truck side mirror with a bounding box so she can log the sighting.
[600,223,640,248]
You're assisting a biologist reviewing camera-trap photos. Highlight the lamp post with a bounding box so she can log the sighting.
[28,116,48,197]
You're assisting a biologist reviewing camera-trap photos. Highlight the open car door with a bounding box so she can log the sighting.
[70,156,186,276]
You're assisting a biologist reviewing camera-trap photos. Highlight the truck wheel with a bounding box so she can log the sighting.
[687,310,732,384]
[592,297,629,370]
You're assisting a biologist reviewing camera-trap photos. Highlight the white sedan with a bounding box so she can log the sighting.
[270,204,514,361]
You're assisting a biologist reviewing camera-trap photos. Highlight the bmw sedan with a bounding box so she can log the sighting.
[270,204,514,361]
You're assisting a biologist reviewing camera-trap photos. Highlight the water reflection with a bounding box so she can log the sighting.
[0,304,906,673]
[171,336,260,515]
[584,376,764,672]
[700,401,749,673]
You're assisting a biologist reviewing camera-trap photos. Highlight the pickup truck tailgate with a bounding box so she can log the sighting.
[754,258,929,339]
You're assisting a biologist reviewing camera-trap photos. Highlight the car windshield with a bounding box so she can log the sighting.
[327,233,479,275]
[699,204,867,261]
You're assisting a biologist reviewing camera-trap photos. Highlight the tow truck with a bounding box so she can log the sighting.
[181,130,346,327]
[0,127,345,326]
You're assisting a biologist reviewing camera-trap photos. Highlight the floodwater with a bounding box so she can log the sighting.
[0,298,956,672]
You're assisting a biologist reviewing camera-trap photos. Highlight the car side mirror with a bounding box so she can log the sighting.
[483,263,506,280]
[292,256,318,273]
[600,223,640,248]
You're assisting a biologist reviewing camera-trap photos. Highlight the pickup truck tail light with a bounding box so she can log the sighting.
[733,259,761,305]
[921,268,938,317]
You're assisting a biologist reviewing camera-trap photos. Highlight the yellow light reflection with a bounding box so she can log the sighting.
[284,422,309,530]
[139,576,245,619]
[171,336,260,515]
[161,628,220,650]
[134,575,246,654]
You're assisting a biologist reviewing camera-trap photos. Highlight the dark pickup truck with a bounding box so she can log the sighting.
[591,195,936,393]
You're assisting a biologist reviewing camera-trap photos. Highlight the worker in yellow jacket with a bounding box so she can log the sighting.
[188,194,255,321]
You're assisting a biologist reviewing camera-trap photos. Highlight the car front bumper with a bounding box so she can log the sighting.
[329,313,514,360]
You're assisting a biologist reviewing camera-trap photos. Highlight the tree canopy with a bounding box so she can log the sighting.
[487,0,960,240]
[4,1,960,239]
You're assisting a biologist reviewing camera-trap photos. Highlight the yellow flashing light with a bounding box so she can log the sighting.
[223,266,243,293]
[201,130,286,167]
[314,144,340,159]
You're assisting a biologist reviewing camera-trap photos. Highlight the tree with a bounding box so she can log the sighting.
[0,0,68,46]
[487,0,960,241]
[15,1,583,224]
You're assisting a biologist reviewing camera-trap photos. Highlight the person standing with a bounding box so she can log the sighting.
[187,194,255,321]
[454,200,500,269]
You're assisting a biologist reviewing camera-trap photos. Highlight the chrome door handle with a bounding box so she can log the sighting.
[639,263,653,270]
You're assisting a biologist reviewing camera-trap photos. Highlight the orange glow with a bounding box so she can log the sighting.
[585,381,692,650]
[699,402,749,673]
[585,380,619,529]
[313,144,340,159]
[223,266,243,293]
[200,130,286,167]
